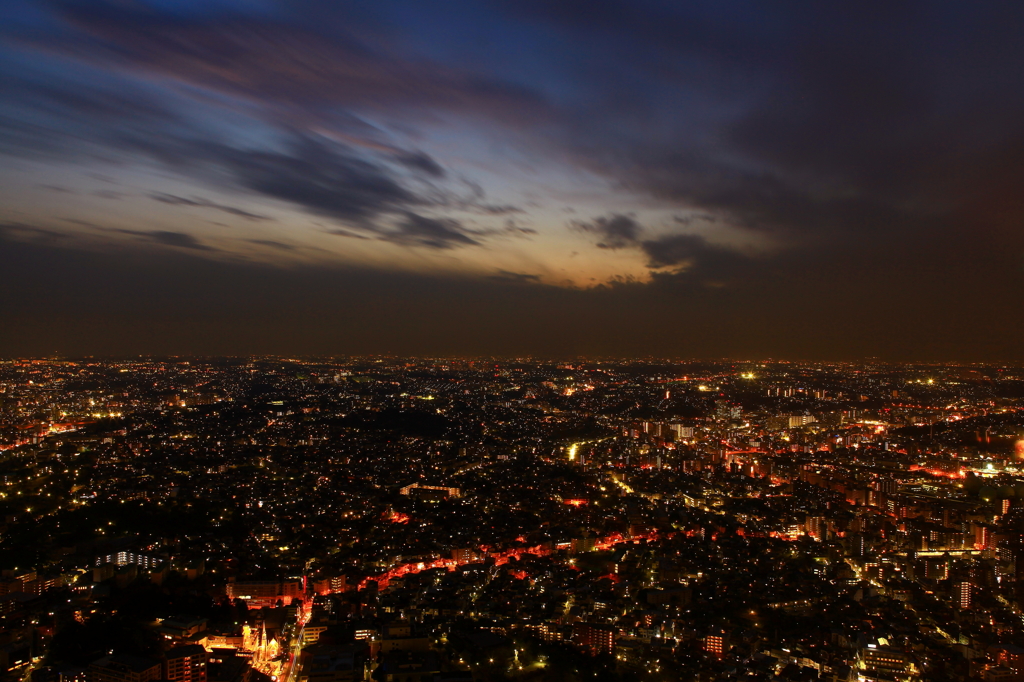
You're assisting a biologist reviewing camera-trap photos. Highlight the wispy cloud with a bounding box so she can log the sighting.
[150,193,273,221]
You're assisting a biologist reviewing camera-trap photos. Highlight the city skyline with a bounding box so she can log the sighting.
[2,2,1023,358]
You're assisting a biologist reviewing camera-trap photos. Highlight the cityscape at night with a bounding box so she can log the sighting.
[3,1,1024,681]
[0,358,1023,681]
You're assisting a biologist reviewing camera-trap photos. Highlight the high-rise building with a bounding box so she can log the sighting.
[87,656,162,682]
[165,645,207,682]
[703,633,728,659]
[670,424,695,440]
[955,581,972,609]
[714,401,742,421]
[572,623,615,655]
[95,551,162,569]
[806,516,826,540]
[226,580,303,607]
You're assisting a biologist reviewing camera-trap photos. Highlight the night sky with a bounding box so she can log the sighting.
[2,1,1023,360]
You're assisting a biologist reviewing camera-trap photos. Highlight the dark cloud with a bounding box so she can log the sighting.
[146,137,520,236]
[0,66,184,161]
[46,2,549,125]
[474,204,524,216]
[325,228,371,240]
[11,0,1024,261]
[572,214,643,249]
[641,234,718,269]
[639,234,753,287]
[489,270,541,283]
[392,151,446,178]
[570,214,754,282]
[0,41,516,247]
[501,1,1024,261]
[387,213,480,249]
[214,137,421,225]
[98,227,217,252]
[444,179,525,216]
[150,193,273,221]
[464,221,537,241]
[117,132,444,232]
[2,1,1024,358]
[673,214,716,226]
[246,239,295,251]
[0,221,74,242]
[60,218,105,230]
[1,70,178,127]
[149,231,211,250]
[0,70,520,247]
[500,224,537,237]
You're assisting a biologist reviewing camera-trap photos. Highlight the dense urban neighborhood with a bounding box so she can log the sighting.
[1,357,1023,682]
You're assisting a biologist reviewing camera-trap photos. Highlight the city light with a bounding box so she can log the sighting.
[0,357,1020,682]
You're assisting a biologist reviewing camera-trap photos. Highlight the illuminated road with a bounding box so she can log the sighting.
[280,626,303,682]
[279,604,311,682]
[356,529,666,591]
[609,474,634,494]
